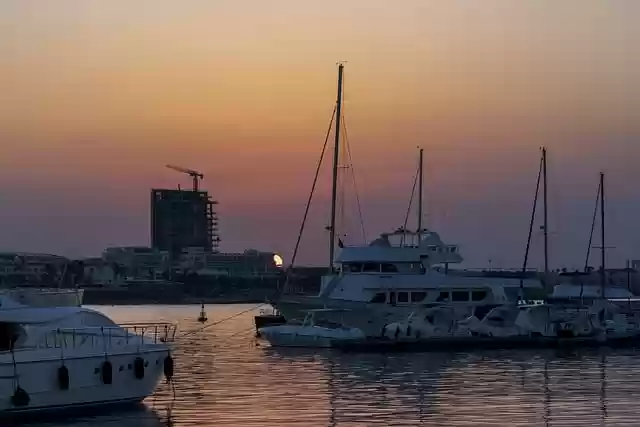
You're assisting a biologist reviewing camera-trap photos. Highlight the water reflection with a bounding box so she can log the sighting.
[36,306,640,426]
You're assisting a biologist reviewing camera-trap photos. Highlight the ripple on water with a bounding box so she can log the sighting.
[27,305,640,427]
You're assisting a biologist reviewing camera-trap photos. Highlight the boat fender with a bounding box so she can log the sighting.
[380,324,387,337]
[58,365,70,390]
[11,387,29,407]
[163,355,174,382]
[133,357,145,380]
[394,326,400,339]
[406,325,412,337]
[101,361,113,385]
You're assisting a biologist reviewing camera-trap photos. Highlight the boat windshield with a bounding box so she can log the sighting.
[314,319,346,329]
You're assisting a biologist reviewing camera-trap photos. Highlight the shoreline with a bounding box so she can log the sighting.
[87,299,268,306]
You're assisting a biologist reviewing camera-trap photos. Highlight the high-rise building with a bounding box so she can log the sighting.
[150,189,220,255]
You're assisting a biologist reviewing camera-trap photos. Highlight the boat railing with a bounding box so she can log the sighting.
[35,322,177,351]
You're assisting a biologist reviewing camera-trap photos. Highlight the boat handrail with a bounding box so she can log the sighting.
[31,322,178,350]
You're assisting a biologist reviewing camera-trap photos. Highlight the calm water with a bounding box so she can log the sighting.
[24,304,640,427]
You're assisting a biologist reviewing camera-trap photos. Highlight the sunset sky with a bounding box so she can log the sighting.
[1,1,639,268]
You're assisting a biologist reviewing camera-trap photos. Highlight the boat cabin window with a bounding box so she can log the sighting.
[471,291,487,302]
[370,293,386,303]
[451,291,468,302]
[0,323,22,351]
[344,263,362,273]
[381,263,398,273]
[363,263,379,273]
[436,291,449,302]
[397,292,409,303]
[411,291,427,303]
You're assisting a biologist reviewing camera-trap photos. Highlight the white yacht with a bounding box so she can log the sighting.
[275,229,544,336]
[274,66,542,336]
[0,293,175,416]
[259,308,365,348]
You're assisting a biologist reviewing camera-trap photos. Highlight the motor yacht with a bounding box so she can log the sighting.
[0,293,175,416]
[275,229,544,336]
[259,308,365,348]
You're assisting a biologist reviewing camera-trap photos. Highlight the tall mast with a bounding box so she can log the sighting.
[600,172,606,298]
[542,147,549,285]
[417,148,424,234]
[328,64,344,268]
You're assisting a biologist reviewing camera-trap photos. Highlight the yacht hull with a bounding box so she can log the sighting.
[259,325,365,348]
[0,347,169,416]
[275,296,475,336]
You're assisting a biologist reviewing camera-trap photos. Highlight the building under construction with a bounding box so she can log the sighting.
[150,189,220,255]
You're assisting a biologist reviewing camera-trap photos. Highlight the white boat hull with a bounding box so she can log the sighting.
[259,325,365,348]
[0,346,169,415]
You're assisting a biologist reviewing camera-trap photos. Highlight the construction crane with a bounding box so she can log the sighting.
[165,164,204,192]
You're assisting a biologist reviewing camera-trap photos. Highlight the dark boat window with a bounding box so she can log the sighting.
[471,291,487,301]
[411,291,427,303]
[363,263,379,273]
[397,292,409,303]
[345,263,362,273]
[370,293,386,303]
[0,323,21,351]
[381,263,398,273]
[389,292,396,305]
[452,291,468,302]
[436,292,449,302]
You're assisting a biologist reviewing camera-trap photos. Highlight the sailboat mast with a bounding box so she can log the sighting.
[600,172,606,297]
[542,147,549,284]
[417,148,424,234]
[328,64,344,268]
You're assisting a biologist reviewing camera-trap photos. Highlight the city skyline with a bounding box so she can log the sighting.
[1,1,639,268]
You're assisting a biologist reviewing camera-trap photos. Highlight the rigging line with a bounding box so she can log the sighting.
[522,153,543,274]
[401,161,420,246]
[176,303,266,340]
[584,179,602,271]
[289,105,337,270]
[341,112,367,243]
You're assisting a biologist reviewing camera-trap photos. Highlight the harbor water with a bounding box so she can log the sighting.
[24,304,640,427]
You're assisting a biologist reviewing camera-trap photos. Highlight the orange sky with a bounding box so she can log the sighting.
[1,1,639,267]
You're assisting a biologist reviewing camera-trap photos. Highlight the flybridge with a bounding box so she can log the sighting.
[335,230,463,266]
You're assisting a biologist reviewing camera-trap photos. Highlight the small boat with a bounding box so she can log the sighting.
[254,307,286,336]
[258,308,365,348]
[197,303,207,322]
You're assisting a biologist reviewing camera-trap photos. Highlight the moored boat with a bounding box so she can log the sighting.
[259,309,365,348]
[0,293,176,417]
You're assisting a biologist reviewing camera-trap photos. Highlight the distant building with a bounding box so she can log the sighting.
[102,246,169,280]
[150,189,220,255]
[0,252,68,285]
[179,247,284,278]
[82,257,119,287]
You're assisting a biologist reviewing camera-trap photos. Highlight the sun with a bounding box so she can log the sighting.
[273,254,284,267]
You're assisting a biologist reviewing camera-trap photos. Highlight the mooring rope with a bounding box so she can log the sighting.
[175,303,267,341]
